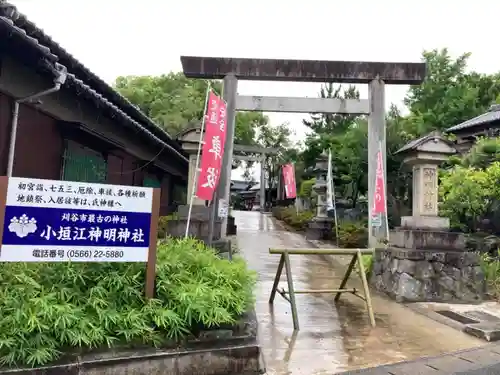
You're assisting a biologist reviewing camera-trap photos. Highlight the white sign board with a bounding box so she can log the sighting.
[1,177,154,262]
[218,199,229,218]
[371,213,382,228]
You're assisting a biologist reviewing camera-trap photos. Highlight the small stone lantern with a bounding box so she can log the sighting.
[306,152,333,240]
[166,126,221,242]
[177,126,206,207]
[313,152,329,218]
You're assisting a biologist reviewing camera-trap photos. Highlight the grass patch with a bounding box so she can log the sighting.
[0,237,256,368]
[480,251,500,299]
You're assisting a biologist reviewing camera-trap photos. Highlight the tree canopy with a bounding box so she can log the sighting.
[114,73,269,145]
[114,72,297,172]
[296,48,500,223]
[114,48,500,223]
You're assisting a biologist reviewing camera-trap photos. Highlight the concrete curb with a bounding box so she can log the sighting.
[0,341,263,375]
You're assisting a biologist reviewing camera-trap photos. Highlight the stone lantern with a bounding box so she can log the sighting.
[370,132,486,304]
[177,126,207,208]
[397,131,456,230]
[306,152,333,240]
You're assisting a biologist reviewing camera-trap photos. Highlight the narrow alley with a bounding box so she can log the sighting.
[234,211,485,375]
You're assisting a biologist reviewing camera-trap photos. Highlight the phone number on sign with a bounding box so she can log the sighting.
[32,249,125,261]
[68,250,124,260]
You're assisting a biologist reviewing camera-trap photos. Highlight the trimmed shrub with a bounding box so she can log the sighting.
[157,213,178,238]
[336,220,368,248]
[440,162,500,233]
[272,206,314,231]
[335,220,372,276]
[298,178,315,198]
[480,251,500,300]
[0,238,256,368]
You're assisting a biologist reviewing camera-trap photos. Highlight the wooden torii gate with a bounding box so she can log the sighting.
[232,144,278,212]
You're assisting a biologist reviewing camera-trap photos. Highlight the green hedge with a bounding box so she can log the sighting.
[272,206,314,231]
[336,220,372,277]
[0,238,256,368]
[336,220,368,248]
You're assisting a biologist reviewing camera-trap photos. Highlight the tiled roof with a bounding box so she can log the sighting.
[0,2,187,164]
[396,131,443,154]
[446,104,500,133]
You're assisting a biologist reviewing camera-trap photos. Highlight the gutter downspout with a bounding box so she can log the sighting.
[6,65,68,177]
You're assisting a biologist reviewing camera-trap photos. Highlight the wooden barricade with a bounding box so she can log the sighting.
[268,247,376,330]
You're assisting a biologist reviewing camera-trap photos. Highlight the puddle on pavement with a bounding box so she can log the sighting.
[234,211,485,375]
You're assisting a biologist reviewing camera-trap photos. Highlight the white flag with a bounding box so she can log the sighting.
[326,150,334,212]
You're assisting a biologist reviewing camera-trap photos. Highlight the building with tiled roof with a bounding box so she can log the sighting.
[0,2,188,214]
[446,104,500,153]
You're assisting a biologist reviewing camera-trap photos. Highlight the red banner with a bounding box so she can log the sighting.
[282,164,297,199]
[372,150,386,215]
[196,91,227,201]
[217,99,227,177]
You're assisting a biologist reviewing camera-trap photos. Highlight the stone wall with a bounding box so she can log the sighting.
[371,248,486,303]
[166,218,222,242]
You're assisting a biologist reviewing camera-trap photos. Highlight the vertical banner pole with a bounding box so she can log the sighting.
[260,155,266,212]
[0,176,8,257]
[207,189,217,246]
[327,150,339,246]
[332,178,340,248]
[379,140,390,243]
[217,75,238,240]
[145,188,161,299]
[185,85,211,237]
[368,78,386,248]
[295,164,299,215]
[208,82,225,246]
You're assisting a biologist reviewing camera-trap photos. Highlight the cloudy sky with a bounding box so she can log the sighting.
[10,0,500,179]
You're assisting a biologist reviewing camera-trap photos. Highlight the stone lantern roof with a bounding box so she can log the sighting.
[396,131,457,166]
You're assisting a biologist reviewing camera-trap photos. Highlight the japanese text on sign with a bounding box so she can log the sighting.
[196,91,228,200]
[1,177,154,262]
[218,199,228,218]
[372,150,386,216]
[9,178,152,212]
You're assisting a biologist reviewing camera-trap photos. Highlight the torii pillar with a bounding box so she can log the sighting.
[180,57,426,244]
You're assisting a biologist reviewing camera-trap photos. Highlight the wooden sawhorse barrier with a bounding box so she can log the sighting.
[268,248,376,330]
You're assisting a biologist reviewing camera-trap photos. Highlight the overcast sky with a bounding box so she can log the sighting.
[10,0,500,180]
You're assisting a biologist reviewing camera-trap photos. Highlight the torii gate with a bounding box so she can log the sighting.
[232,144,278,212]
[181,57,426,245]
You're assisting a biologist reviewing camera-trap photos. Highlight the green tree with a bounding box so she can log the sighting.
[404,48,500,136]
[301,83,366,206]
[440,162,500,233]
[296,48,500,224]
[462,137,500,169]
[381,49,500,224]
[303,83,360,134]
[114,73,267,145]
[255,122,295,191]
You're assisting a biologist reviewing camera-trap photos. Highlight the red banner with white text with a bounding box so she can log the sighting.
[372,150,386,215]
[195,91,227,201]
[282,164,297,199]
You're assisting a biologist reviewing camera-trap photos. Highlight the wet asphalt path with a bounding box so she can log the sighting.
[234,211,484,375]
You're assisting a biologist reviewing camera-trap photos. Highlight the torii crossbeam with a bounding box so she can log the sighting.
[181,56,426,244]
